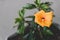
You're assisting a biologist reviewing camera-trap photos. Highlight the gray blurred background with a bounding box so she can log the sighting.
[0,0,60,40]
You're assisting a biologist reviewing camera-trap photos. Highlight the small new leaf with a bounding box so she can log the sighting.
[15,18,21,24]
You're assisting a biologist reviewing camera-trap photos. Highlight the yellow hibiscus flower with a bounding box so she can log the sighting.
[34,10,53,28]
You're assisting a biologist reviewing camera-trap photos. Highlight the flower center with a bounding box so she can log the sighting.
[42,17,45,21]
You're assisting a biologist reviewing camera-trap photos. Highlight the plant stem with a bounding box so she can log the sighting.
[38,26,44,40]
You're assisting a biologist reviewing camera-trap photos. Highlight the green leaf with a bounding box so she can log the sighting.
[40,3,53,12]
[43,27,53,35]
[43,26,47,31]
[19,8,25,18]
[16,8,25,34]
[27,30,35,40]
[46,29,53,35]
[34,0,40,6]
[23,3,36,9]
[21,8,25,15]
[15,18,22,24]
[19,10,22,17]
[24,20,37,40]
[45,2,53,6]
[23,33,29,39]
[17,22,25,34]
[42,7,51,12]
[40,3,49,9]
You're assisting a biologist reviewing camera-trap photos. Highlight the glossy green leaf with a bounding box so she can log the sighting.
[23,3,36,9]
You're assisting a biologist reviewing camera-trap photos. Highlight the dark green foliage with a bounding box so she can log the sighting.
[40,3,53,12]
[23,3,36,9]
[43,27,53,35]
[15,8,25,35]
[45,2,53,6]
[17,21,25,34]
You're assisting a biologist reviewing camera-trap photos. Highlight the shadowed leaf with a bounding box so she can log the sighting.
[43,27,53,35]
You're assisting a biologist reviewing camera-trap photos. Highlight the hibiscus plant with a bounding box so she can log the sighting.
[15,0,54,40]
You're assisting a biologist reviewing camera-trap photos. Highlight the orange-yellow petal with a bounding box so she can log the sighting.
[44,11,53,27]
[34,10,53,28]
